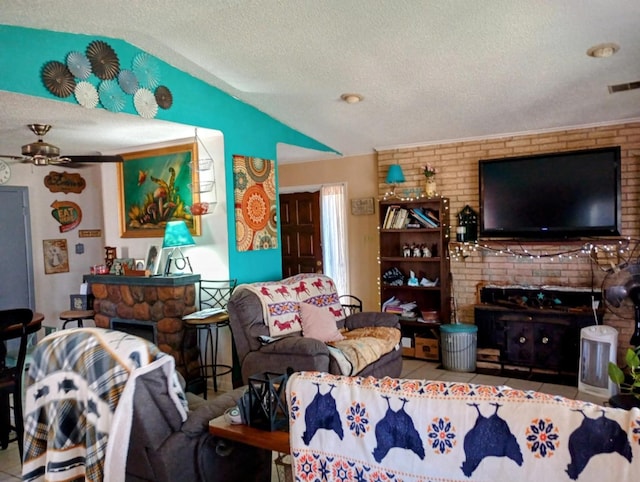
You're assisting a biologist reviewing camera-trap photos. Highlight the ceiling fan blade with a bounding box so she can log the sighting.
[0,154,27,161]
[67,155,124,163]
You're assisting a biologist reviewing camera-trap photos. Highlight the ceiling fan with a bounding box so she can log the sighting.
[0,124,123,167]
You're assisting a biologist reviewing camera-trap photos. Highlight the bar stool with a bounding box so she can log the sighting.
[182,279,236,398]
[60,310,94,329]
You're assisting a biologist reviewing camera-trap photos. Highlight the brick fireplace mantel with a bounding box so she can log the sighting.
[84,274,201,381]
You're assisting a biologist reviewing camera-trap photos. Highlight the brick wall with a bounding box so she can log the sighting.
[377,122,640,360]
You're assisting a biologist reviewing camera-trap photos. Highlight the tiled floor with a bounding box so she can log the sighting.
[0,360,611,480]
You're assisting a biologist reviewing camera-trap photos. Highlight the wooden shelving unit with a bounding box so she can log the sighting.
[379,197,451,358]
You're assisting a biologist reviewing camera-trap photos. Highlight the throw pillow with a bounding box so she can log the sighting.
[300,301,344,342]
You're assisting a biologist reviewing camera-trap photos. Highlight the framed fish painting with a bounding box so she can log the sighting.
[118,142,201,238]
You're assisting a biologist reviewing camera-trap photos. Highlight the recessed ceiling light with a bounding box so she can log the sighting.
[587,42,620,58]
[340,93,363,104]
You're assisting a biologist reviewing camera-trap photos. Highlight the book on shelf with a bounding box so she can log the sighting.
[393,208,409,229]
[410,208,438,228]
[424,208,440,224]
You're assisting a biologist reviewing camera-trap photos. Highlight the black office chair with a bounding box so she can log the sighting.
[339,294,363,316]
[0,308,34,460]
[183,280,237,397]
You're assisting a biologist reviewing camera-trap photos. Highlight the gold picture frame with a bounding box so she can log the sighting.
[43,239,69,274]
[118,142,201,238]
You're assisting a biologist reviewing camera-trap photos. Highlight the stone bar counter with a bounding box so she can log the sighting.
[83,274,200,383]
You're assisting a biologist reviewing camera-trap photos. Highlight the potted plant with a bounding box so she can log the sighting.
[608,346,640,409]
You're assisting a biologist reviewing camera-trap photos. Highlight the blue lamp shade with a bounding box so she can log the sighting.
[385,164,406,184]
[162,220,195,248]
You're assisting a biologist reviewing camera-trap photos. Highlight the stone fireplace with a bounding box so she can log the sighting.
[84,274,201,383]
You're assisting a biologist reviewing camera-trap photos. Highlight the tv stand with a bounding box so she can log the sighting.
[474,285,602,382]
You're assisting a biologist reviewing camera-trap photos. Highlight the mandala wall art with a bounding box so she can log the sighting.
[233,155,277,252]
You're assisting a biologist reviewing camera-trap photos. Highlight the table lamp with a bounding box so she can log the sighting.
[162,220,195,275]
[385,164,405,198]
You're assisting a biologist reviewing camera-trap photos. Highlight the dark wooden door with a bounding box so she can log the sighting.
[280,192,323,277]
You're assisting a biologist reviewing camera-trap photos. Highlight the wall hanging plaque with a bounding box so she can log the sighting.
[44,171,86,194]
[43,239,69,274]
[50,200,82,232]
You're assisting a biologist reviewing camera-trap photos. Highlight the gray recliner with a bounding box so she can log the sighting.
[228,288,402,385]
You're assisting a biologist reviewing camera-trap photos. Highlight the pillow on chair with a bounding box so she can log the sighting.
[300,302,344,342]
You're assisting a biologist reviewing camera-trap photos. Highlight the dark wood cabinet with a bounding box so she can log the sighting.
[475,304,599,375]
[379,198,450,358]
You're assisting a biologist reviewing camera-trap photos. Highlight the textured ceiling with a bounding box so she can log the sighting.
[1,0,639,163]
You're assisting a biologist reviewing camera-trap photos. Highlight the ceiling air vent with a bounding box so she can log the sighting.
[608,80,640,94]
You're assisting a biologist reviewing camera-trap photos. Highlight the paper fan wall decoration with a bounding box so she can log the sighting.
[42,61,76,98]
[66,51,92,79]
[42,41,172,116]
[155,86,173,109]
[86,40,120,80]
[99,79,126,112]
[132,52,160,89]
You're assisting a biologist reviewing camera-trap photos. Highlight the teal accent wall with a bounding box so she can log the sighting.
[0,25,338,283]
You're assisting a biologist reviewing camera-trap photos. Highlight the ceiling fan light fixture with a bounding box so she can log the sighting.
[586,42,620,58]
[340,93,363,104]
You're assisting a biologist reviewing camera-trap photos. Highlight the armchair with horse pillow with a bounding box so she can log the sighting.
[227,274,402,385]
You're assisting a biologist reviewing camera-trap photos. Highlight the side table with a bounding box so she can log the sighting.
[208,415,290,454]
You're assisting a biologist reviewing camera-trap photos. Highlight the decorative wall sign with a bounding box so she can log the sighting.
[233,155,277,251]
[118,142,200,238]
[79,229,102,238]
[50,200,82,232]
[44,171,86,194]
[350,197,375,216]
[43,239,69,274]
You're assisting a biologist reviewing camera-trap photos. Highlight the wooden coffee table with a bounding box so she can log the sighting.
[208,415,290,454]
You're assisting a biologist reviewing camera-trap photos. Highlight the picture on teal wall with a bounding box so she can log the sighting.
[118,142,200,238]
[233,154,277,251]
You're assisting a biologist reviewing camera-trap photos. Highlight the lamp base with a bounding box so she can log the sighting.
[164,248,193,276]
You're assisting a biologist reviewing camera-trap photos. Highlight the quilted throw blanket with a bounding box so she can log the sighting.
[236,273,345,337]
[327,326,400,375]
[22,327,187,482]
[287,371,640,481]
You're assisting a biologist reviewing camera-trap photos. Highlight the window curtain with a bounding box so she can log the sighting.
[320,183,349,296]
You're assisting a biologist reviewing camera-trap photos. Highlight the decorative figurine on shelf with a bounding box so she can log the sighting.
[420,277,439,287]
[421,244,432,258]
[412,244,421,258]
[403,243,411,257]
[407,270,419,287]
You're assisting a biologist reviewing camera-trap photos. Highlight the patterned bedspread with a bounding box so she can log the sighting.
[287,371,640,481]
[22,327,187,482]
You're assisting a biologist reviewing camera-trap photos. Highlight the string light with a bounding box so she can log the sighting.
[451,237,639,270]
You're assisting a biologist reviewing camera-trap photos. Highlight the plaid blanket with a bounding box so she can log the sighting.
[22,328,187,482]
[287,371,640,481]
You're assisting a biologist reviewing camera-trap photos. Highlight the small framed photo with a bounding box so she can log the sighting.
[110,258,135,275]
[145,244,161,275]
[43,239,69,274]
[134,259,146,271]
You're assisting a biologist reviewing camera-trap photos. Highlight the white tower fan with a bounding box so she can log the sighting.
[578,325,618,398]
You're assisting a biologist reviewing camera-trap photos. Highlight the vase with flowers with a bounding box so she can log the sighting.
[422,164,437,197]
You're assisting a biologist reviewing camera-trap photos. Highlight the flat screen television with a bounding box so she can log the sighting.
[479,146,621,239]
